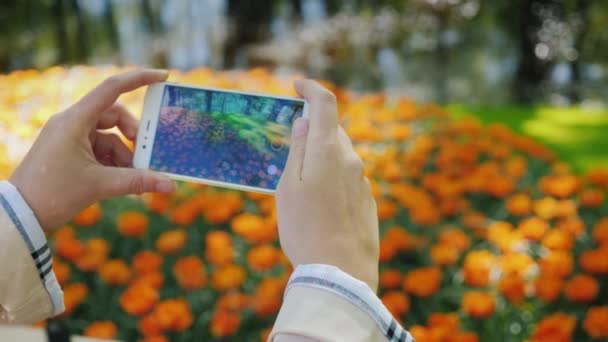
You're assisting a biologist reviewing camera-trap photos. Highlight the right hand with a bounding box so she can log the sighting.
[276,80,379,291]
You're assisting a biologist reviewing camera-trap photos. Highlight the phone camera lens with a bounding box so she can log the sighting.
[142,145,147,149]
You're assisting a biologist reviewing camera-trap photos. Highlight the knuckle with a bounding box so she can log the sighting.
[129,175,146,194]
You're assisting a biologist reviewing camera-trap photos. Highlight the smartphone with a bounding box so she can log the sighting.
[133,82,308,194]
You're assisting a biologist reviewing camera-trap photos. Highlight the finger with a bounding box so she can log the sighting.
[97,103,139,140]
[92,132,134,167]
[96,167,176,198]
[282,117,309,181]
[338,126,353,150]
[73,69,168,123]
[294,79,338,144]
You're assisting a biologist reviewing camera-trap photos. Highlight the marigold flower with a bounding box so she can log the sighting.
[75,238,110,272]
[539,251,573,278]
[430,243,460,266]
[55,236,85,261]
[541,229,573,251]
[251,278,285,317]
[217,292,249,312]
[381,291,410,317]
[499,253,533,276]
[53,260,71,285]
[143,193,170,214]
[170,200,200,226]
[463,250,495,287]
[173,256,207,290]
[84,321,117,339]
[579,188,604,208]
[583,306,608,338]
[403,267,442,297]
[247,244,280,272]
[379,239,398,262]
[212,264,247,290]
[379,269,402,289]
[139,336,168,342]
[156,229,186,254]
[210,310,241,337]
[132,251,163,275]
[384,226,418,251]
[462,291,495,318]
[438,227,471,252]
[231,213,277,243]
[499,273,526,303]
[485,176,514,198]
[154,299,193,331]
[533,273,563,303]
[205,231,234,266]
[564,274,599,303]
[62,283,88,314]
[539,174,580,198]
[518,217,549,241]
[120,283,159,316]
[133,271,165,290]
[587,168,608,188]
[579,249,608,275]
[377,199,398,221]
[73,202,102,226]
[99,259,131,286]
[530,312,576,342]
[593,217,608,246]
[117,211,149,237]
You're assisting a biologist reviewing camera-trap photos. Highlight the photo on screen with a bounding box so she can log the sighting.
[149,85,304,190]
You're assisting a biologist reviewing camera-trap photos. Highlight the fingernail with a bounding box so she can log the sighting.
[292,118,309,138]
[155,180,176,193]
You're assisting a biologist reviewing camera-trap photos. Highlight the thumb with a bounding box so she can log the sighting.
[283,117,309,180]
[97,167,176,198]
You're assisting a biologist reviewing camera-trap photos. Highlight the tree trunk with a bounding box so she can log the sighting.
[69,0,88,61]
[568,0,590,103]
[104,0,120,52]
[224,0,274,68]
[53,0,69,64]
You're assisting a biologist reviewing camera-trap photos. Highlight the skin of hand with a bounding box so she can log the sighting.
[276,80,380,291]
[9,69,177,231]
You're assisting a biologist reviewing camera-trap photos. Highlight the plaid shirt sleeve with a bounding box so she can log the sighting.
[0,181,64,324]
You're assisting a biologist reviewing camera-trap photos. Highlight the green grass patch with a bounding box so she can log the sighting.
[446,104,608,172]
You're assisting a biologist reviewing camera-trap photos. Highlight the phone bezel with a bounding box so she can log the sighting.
[133,82,309,194]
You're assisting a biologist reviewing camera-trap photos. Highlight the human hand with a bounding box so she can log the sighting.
[9,69,177,231]
[276,80,379,291]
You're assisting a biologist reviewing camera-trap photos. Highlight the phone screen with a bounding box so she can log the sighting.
[149,84,304,191]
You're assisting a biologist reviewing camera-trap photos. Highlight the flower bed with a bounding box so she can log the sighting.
[1,67,608,342]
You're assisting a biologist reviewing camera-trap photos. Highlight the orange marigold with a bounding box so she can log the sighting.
[579,188,604,208]
[83,321,117,339]
[139,336,168,342]
[117,211,149,237]
[62,283,88,314]
[173,256,207,290]
[534,274,563,303]
[564,274,599,303]
[381,291,410,317]
[430,243,460,266]
[384,226,418,251]
[462,291,495,318]
[133,271,165,290]
[251,278,285,317]
[518,217,549,241]
[377,199,398,221]
[583,306,608,338]
[154,299,193,332]
[530,312,576,342]
[53,260,71,285]
[217,292,249,312]
[210,310,241,338]
[247,244,280,272]
[156,229,186,254]
[75,238,110,272]
[73,203,102,226]
[99,259,131,286]
[438,227,471,252]
[144,192,170,214]
[579,249,608,275]
[506,193,532,216]
[170,200,200,226]
[120,283,159,316]
[139,313,164,337]
[231,213,277,243]
[55,236,85,261]
[539,251,573,278]
[499,273,526,304]
[403,267,442,297]
[212,264,247,291]
[205,231,234,266]
[593,218,608,246]
[463,250,495,287]
[379,269,402,289]
[133,251,163,275]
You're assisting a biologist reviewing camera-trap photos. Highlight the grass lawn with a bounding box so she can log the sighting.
[447,105,608,173]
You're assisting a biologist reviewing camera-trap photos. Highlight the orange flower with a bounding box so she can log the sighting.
[231,213,277,243]
[154,299,193,332]
[593,217,608,246]
[530,312,576,342]
[377,199,398,221]
[463,250,495,287]
[462,291,495,318]
[428,312,460,331]
[518,217,549,241]
[75,238,109,272]
[381,291,410,317]
[156,229,186,254]
[139,336,168,342]
[217,292,249,312]
[251,278,285,317]
[55,236,85,261]
[438,227,471,252]
[144,193,170,214]
[564,274,599,303]
[133,251,163,275]
[53,260,71,285]
[583,306,608,338]
[99,259,131,286]
[430,243,460,266]
[379,269,402,289]
[499,273,525,303]
[379,239,398,262]
[62,283,88,314]
[579,249,608,275]
[247,244,280,272]
[506,194,532,216]
[170,200,200,226]
[117,211,149,237]
[534,274,563,302]
[484,176,514,198]
[120,283,159,316]
[173,256,207,290]
[557,216,585,236]
[139,313,164,337]
[403,267,442,297]
[133,271,165,290]
[206,231,234,266]
[539,174,580,198]
[539,251,573,278]
[533,197,558,220]
[212,264,247,290]
[210,310,241,338]
[541,229,573,251]
[83,321,117,339]
[579,188,604,208]
[73,203,102,226]
[587,168,608,188]
[499,253,533,276]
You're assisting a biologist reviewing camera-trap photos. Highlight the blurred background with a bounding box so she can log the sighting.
[1,0,607,169]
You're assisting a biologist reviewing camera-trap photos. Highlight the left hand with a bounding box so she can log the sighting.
[9,69,177,231]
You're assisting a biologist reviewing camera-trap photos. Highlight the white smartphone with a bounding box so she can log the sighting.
[133,82,308,194]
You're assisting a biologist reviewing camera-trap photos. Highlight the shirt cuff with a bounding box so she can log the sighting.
[285,264,413,342]
[0,181,65,317]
